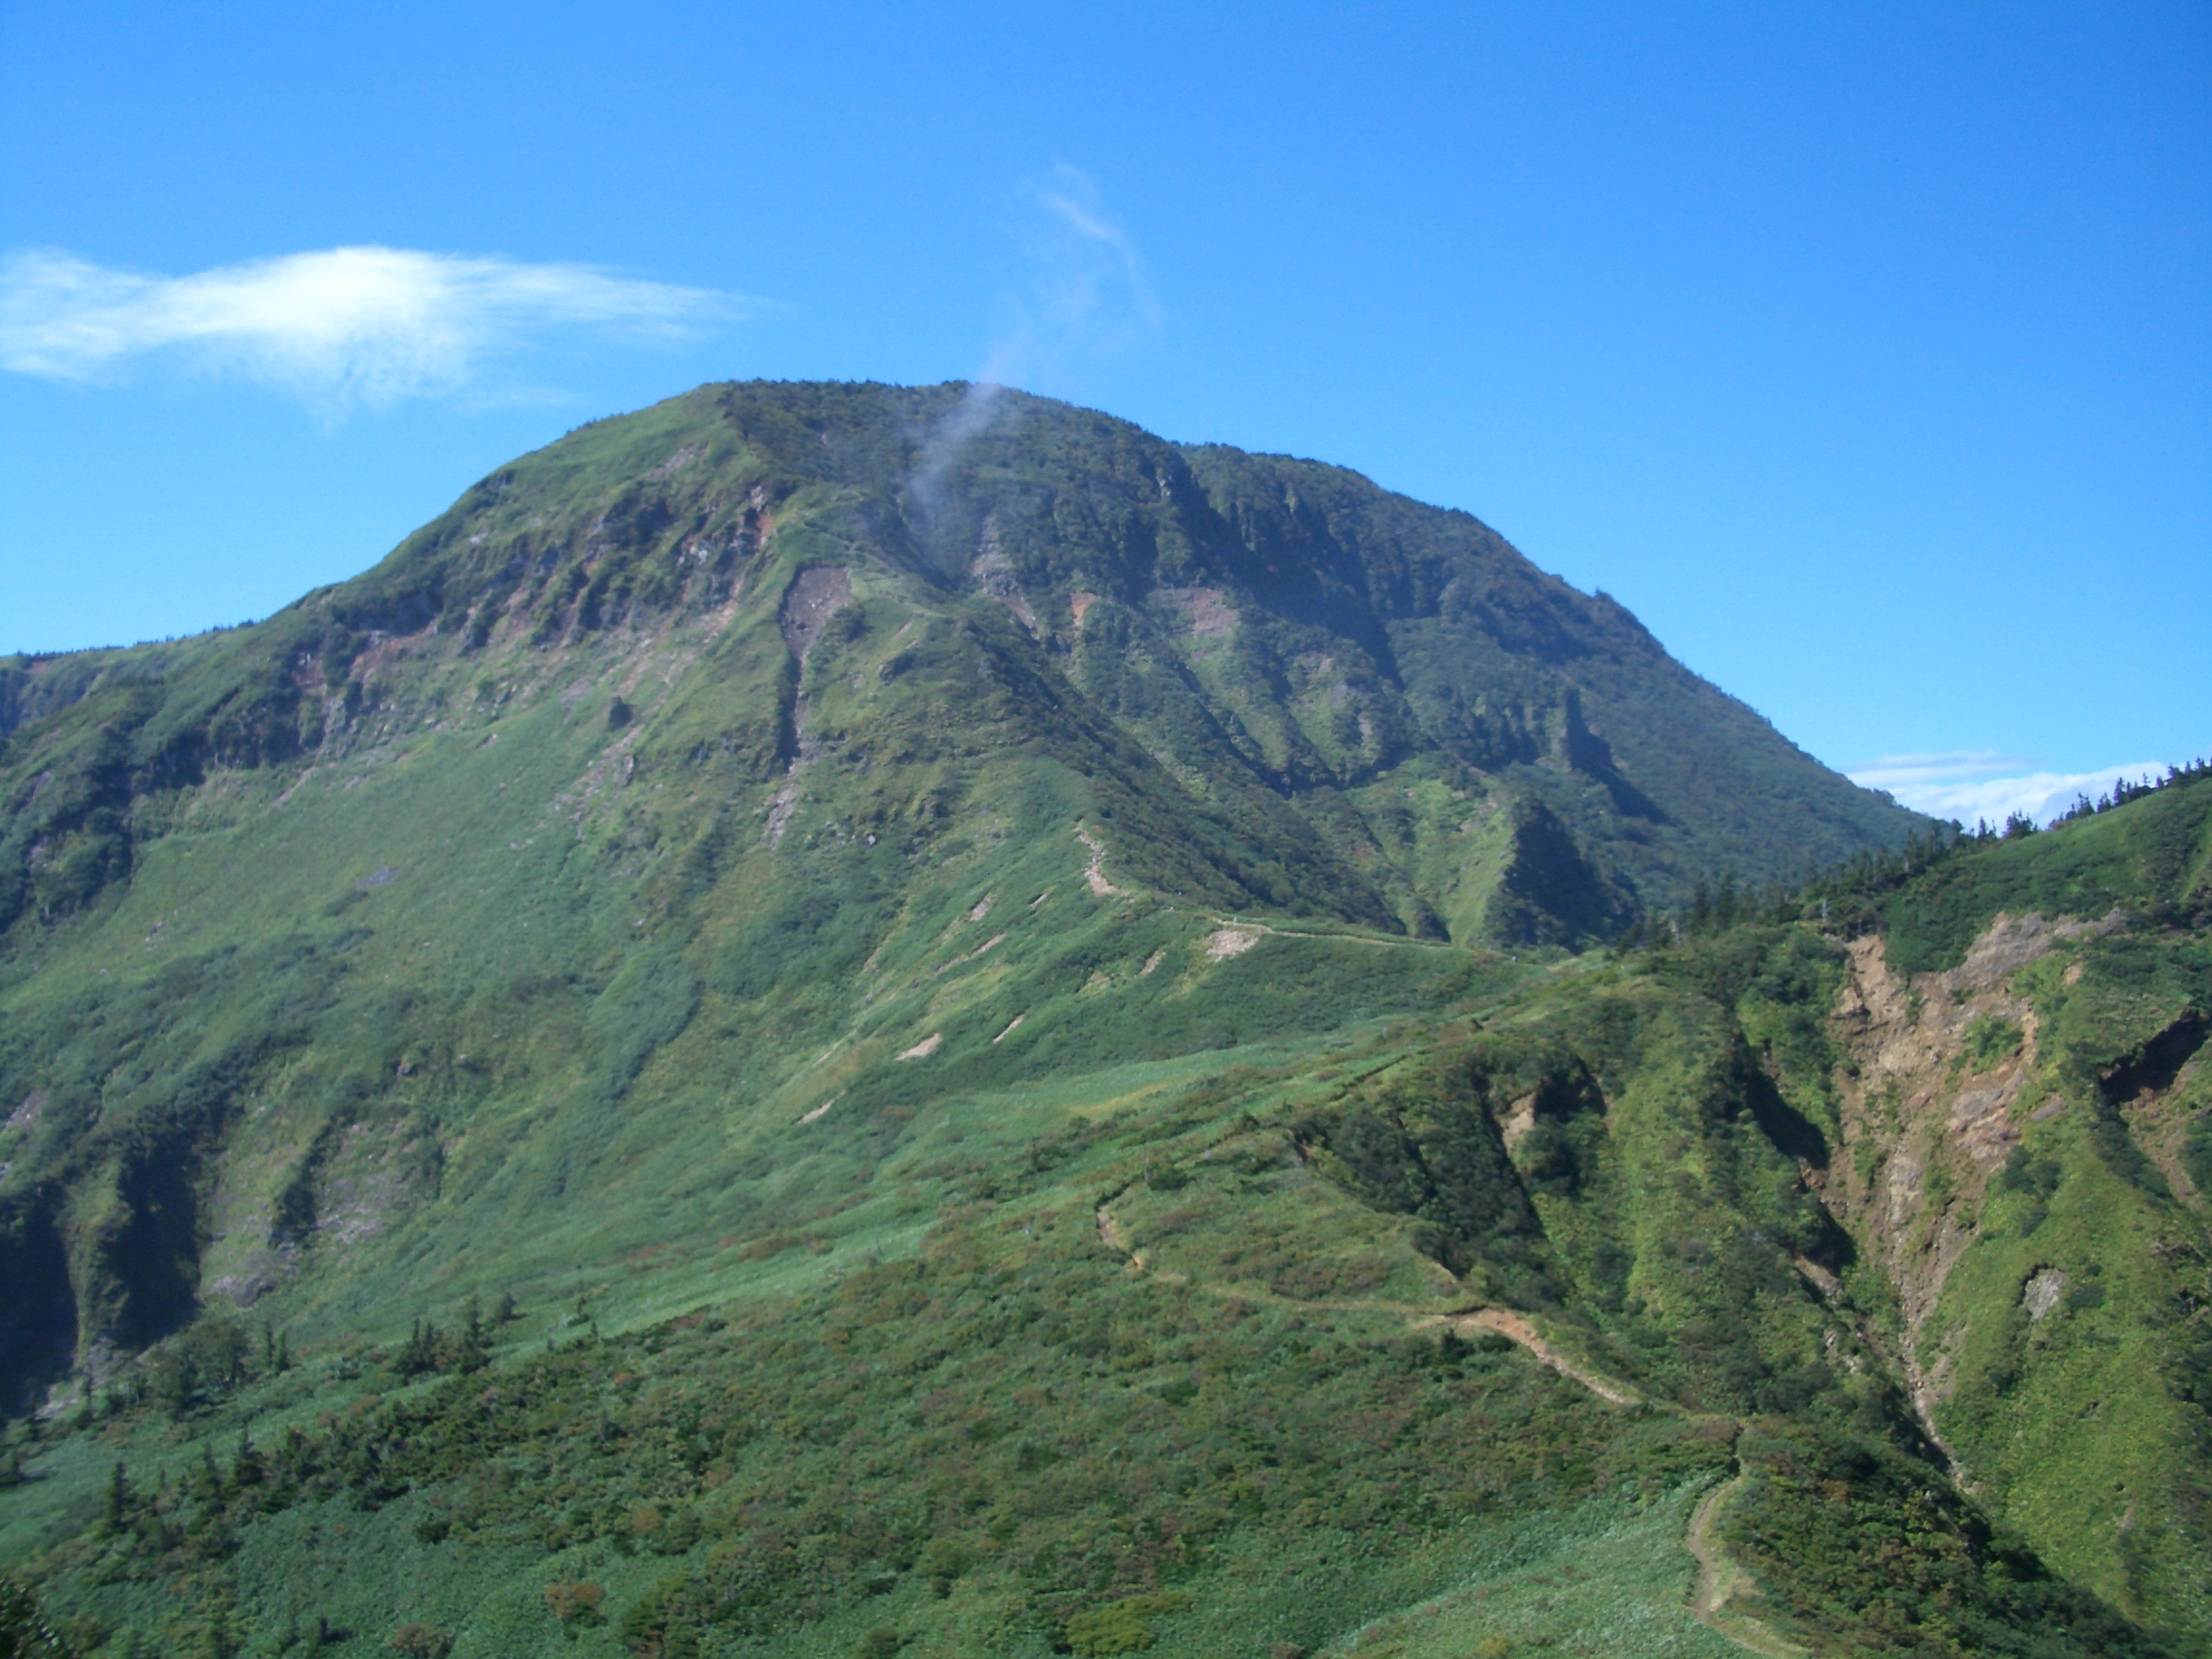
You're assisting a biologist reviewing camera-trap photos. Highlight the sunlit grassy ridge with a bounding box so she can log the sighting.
[3,383,2204,1656]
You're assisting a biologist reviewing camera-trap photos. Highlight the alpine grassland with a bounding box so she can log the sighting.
[0,382,2205,1655]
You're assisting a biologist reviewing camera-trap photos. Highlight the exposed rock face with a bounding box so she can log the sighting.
[1826,912,2117,1464]
[2023,1266,2067,1320]
[777,565,854,662]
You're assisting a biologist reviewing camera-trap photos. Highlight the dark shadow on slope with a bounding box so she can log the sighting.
[1293,1064,1562,1307]
[100,1138,215,1350]
[1726,1042,1855,1274]
[2100,1012,2207,1106]
[1560,692,1667,825]
[0,1193,77,1414]
[1486,800,1638,948]
[1513,1061,1609,1200]
[1738,1049,1831,1170]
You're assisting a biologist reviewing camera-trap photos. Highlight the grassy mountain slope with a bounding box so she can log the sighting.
[0,381,1913,940]
[6,775,2207,1656]
[10,382,2200,1656]
[0,380,1919,1403]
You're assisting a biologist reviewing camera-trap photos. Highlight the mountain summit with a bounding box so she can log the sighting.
[3,380,1914,952]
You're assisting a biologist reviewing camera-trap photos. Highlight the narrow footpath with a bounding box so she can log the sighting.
[1093,1194,1811,1657]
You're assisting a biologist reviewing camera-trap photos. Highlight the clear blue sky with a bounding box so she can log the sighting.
[2,2,2204,819]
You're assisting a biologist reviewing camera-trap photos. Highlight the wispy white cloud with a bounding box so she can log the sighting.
[983,164,1162,388]
[1849,750,2172,827]
[0,246,744,414]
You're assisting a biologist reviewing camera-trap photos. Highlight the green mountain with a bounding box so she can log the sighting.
[2,381,2203,1658]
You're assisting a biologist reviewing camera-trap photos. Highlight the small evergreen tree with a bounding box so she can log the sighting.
[397,1318,442,1378]
[458,1296,488,1372]
[195,1439,224,1503]
[104,1460,131,1531]
[231,1426,263,1489]
[156,1350,200,1416]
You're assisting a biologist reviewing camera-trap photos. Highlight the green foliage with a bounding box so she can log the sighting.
[2186,1113,2212,1193]
[387,1623,452,1659]
[1823,770,2212,974]
[589,945,702,1092]
[709,874,890,1001]
[1727,1421,2178,1657]
[0,1572,62,1657]
[1062,1591,1192,1654]
[1293,1059,1556,1301]
[542,1580,605,1628]
[1960,1013,2025,1070]
[4,384,2202,1657]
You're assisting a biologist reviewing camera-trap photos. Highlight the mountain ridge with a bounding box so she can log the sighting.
[0,379,1919,953]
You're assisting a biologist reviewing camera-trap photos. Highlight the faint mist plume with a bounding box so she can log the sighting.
[0,246,744,419]
[908,166,1161,523]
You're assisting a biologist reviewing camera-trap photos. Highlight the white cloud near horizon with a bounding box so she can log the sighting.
[0,246,744,414]
[1849,750,2175,828]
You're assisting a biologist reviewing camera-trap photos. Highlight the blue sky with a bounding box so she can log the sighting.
[2,2,2204,822]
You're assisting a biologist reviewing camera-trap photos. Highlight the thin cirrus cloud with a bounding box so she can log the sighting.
[913,165,1161,513]
[982,164,1161,387]
[1849,751,2176,828]
[0,246,746,415]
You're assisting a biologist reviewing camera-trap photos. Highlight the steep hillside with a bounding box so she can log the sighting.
[28,382,2200,1659]
[1810,780,2212,1637]
[0,381,1919,1402]
[3,773,2205,1657]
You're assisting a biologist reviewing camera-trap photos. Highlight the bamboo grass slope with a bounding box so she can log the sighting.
[0,381,2203,1657]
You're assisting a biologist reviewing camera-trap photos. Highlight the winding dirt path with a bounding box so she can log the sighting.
[1416,1307,1642,1407]
[1090,1193,1799,1655]
[1688,1475,1809,1658]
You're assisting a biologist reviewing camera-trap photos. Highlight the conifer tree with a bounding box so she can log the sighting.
[232,1426,263,1488]
[459,1295,488,1372]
